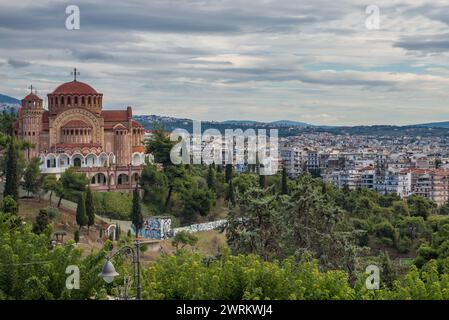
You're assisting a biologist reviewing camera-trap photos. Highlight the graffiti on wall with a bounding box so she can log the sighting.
[136,217,172,240]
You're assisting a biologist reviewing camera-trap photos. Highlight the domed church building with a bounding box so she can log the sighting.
[13,73,151,191]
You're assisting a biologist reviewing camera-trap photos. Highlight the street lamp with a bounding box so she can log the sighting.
[99,239,142,300]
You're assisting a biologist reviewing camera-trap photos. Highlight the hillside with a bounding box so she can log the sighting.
[134,114,449,138]
[0,93,20,114]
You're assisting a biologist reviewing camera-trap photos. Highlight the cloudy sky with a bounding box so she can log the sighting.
[1,0,449,125]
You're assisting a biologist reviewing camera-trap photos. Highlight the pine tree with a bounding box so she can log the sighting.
[281,167,288,195]
[131,186,143,238]
[76,193,87,230]
[85,187,95,233]
[4,138,19,201]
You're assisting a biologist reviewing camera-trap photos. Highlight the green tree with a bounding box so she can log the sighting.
[21,157,42,197]
[172,231,198,250]
[58,167,88,207]
[85,187,95,232]
[164,164,187,210]
[43,175,63,206]
[131,186,143,238]
[3,137,19,201]
[281,167,288,195]
[139,163,168,210]
[225,164,233,183]
[74,230,80,243]
[226,187,283,261]
[32,209,50,234]
[407,195,436,219]
[226,179,236,206]
[259,174,267,189]
[207,165,216,191]
[182,187,215,219]
[76,193,88,230]
[145,127,175,168]
[2,195,18,215]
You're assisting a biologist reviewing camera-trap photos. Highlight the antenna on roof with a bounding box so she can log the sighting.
[71,68,80,81]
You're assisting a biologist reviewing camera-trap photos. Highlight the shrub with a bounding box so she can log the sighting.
[44,206,59,220]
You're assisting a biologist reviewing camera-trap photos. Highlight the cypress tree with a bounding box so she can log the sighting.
[225,164,233,183]
[281,167,288,195]
[76,193,87,230]
[131,186,143,238]
[4,138,19,201]
[85,187,95,232]
[227,179,236,206]
[207,165,216,191]
[259,174,267,189]
[74,230,80,243]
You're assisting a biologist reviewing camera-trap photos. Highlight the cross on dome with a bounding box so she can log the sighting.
[71,68,80,81]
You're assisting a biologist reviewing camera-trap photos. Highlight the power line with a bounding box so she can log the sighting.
[0,260,54,267]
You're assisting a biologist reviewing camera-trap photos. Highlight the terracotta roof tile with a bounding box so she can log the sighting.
[52,81,98,94]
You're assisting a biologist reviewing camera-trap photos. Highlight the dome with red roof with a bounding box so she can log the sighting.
[52,81,98,95]
[23,93,42,101]
[47,80,103,115]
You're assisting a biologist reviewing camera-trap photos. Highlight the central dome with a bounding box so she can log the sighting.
[53,81,98,95]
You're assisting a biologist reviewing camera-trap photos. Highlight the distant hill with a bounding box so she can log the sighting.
[412,121,449,129]
[270,120,310,127]
[0,94,20,114]
[133,114,315,137]
[134,114,449,138]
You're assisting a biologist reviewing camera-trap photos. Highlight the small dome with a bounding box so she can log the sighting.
[23,93,41,101]
[52,81,98,94]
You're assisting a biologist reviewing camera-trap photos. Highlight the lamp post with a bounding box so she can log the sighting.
[99,239,142,300]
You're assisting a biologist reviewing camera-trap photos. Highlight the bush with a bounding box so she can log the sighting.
[44,206,59,220]
[74,230,80,243]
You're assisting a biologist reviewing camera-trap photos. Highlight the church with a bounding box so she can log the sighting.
[13,73,151,191]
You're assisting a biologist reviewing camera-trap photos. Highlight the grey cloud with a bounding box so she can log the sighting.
[394,34,449,54]
[70,49,114,61]
[7,58,31,68]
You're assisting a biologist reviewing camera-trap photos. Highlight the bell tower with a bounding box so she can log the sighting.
[20,86,44,160]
